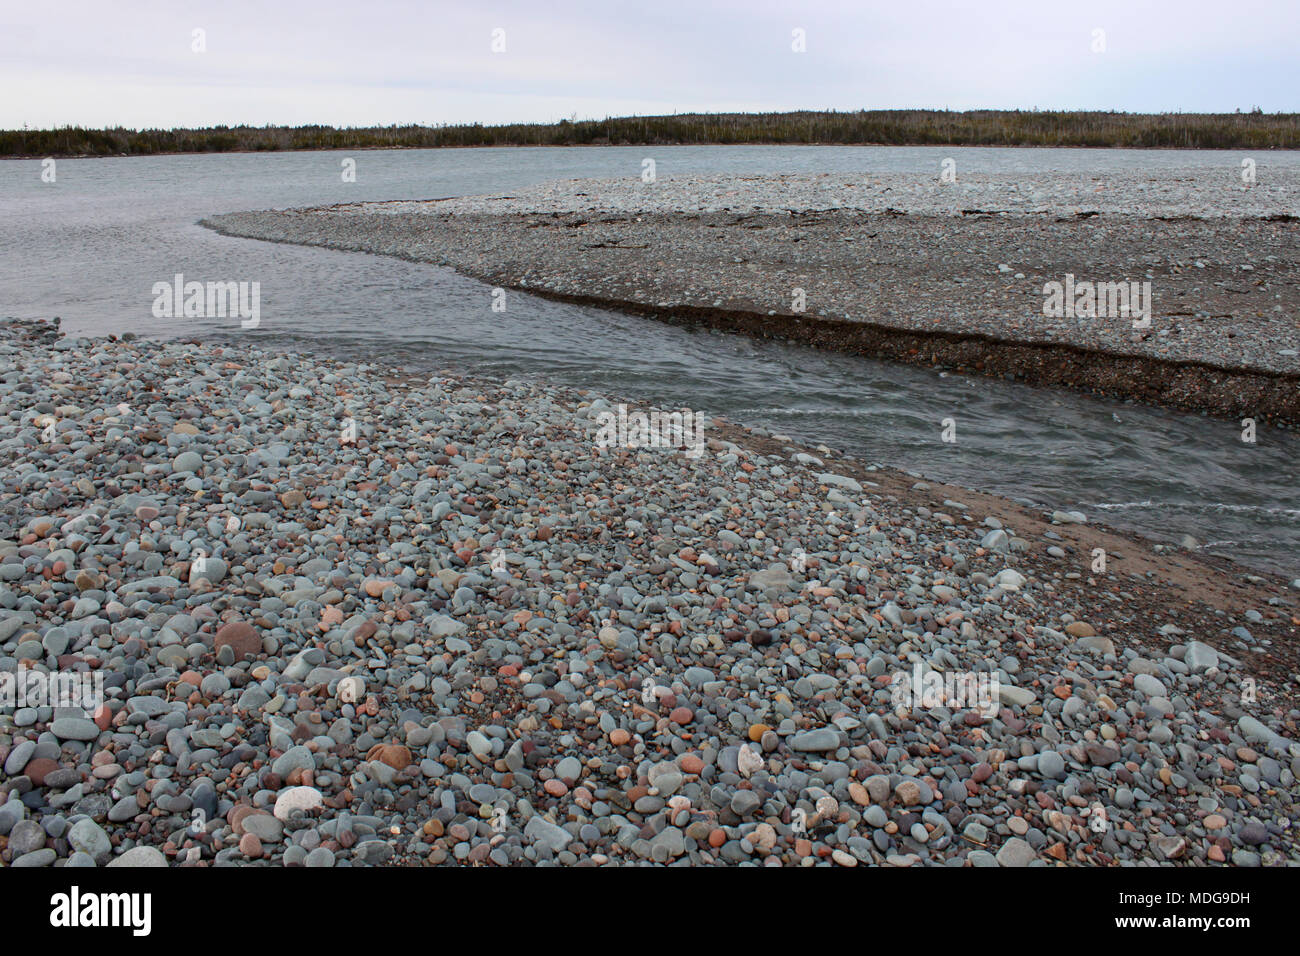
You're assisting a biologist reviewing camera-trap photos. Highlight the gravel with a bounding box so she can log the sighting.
[1,317,1297,868]
[344,170,1300,220]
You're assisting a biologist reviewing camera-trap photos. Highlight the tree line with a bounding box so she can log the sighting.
[3,110,1297,156]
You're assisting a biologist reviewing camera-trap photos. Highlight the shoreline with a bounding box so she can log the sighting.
[202,170,1300,425]
[10,142,1300,161]
[462,287,1300,426]
[1,319,1298,868]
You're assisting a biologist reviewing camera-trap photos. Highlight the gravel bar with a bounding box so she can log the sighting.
[1,318,1298,868]
[205,170,1300,424]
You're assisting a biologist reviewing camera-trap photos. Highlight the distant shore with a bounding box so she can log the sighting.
[5,109,1300,157]
[8,142,1300,162]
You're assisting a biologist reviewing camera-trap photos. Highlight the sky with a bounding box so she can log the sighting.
[1,0,1296,129]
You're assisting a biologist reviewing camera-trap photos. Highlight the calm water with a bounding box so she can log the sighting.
[1,145,1297,577]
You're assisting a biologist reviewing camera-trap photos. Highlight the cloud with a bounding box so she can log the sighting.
[1,0,1294,128]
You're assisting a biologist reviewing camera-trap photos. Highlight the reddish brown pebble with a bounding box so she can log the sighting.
[366,743,414,771]
[230,805,259,835]
[24,757,60,786]
[213,621,261,660]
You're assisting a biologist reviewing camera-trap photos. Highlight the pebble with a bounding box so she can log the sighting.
[1038,751,1066,779]
[213,620,262,660]
[273,787,324,820]
[105,846,168,867]
[995,837,1037,867]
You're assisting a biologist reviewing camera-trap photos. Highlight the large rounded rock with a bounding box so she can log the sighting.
[366,743,413,771]
[1038,750,1066,779]
[271,745,316,777]
[172,450,204,473]
[67,819,111,864]
[996,837,1037,867]
[213,621,261,660]
[106,846,168,867]
[50,717,100,741]
[189,556,228,585]
[23,758,60,787]
[8,820,46,855]
[273,786,323,821]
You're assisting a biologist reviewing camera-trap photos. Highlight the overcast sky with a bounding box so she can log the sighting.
[2,0,1295,129]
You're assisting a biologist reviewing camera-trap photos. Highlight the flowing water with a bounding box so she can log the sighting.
[1,145,1297,577]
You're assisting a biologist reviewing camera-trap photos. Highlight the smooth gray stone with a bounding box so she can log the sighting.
[50,717,100,741]
[4,740,35,775]
[995,837,1036,867]
[524,815,571,853]
[789,729,840,752]
[106,846,168,867]
[305,847,336,867]
[67,818,112,863]
[0,802,25,835]
[8,819,46,855]
[272,745,315,777]
[12,848,58,867]
[1038,751,1066,779]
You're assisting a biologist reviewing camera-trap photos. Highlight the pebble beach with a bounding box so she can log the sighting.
[1,317,1298,868]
